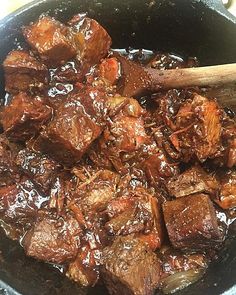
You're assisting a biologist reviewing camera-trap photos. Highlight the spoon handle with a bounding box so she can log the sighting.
[146,63,236,90]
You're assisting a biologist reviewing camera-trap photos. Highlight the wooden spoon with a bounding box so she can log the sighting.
[115,54,236,98]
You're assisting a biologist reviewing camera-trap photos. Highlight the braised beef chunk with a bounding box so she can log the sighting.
[215,170,236,209]
[16,148,60,194]
[106,196,135,219]
[170,94,222,162]
[66,244,100,287]
[167,166,219,198]
[34,87,107,165]
[101,236,161,295]
[153,89,191,126]
[99,57,120,85]
[23,214,81,264]
[105,188,164,250]
[1,93,52,142]
[143,151,179,186]
[108,115,148,153]
[77,170,119,213]
[70,15,111,71]
[160,248,208,278]
[23,16,76,66]
[105,207,151,236]
[214,113,236,168]
[0,135,20,186]
[3,50,48,93]
[163,194,222,250]
[0,179,48,225]
[105,97,149,153]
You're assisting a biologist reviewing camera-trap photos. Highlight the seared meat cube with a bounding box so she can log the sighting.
[105,207,151,236]
[35,116,100,166]
[67,244,100,287]
[0,135,20,187]
[110,116,148,152]
[160,248,208,278]
[106,97,149,153]
[137,230,163,251]
[16,148,60,194]
[23,214,81,264]
[215,115,236,168]
[222,113,236,168]
[105,189,164,249]
[99,57,120,85]
[1,93,52,142]
[215,170,236,209]
[75,169,120,213]
[70,15,111,70]
[34,87,107,165]
[0,179,48,225]
[170,94,222,162]
[167,166,219,198]
[106,196,135,219]
[136,194,165,251]
[163,194,222,249]
[101,235,161,295]
[3,50,48,93]
[23,16,76,66]
[144,152,179,186]
[153,89,192,129]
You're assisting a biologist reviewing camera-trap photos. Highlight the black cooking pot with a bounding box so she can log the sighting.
[0,0,236,294]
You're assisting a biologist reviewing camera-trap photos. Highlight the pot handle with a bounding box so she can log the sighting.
[201,0,236,20]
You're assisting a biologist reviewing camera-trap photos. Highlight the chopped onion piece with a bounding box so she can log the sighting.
[162,268,205,294]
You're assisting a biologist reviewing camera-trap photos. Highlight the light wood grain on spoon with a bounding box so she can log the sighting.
[148,63,236,90]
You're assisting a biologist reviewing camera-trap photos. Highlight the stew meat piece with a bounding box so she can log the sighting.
[34,87,107,165]
[105,206,151,236]
[163,194,222,250]
[23,214,81,264]
[105,189,163,250]
[1,93,52,142]
[101,235,161,295]
[99,57,120,85]
[16,148,60,194]
[224,123,236,168]
[3,50,48,94]
[67,244,100,287]
[166,165,219,198]
[143,151,179,187]
[0,135,20,187]
[23,16,76,66]
[170,94,222,162]
[75,169,120,214]
[215,170,236,209]
[0,179,48,225]
[69,15,112,71]
[160,248,208,280]
[109,97,147,150]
